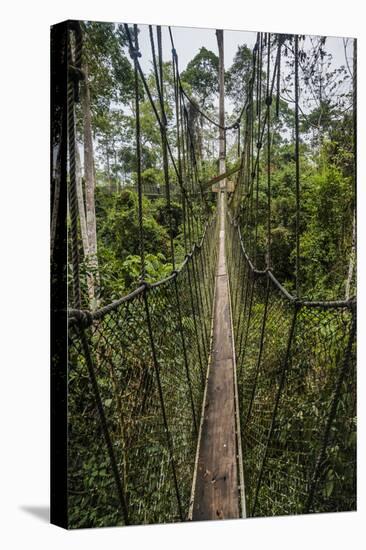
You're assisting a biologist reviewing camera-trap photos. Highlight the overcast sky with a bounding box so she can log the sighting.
[137,25,257,73]
[124,23,353,133]
[133,23,352,79]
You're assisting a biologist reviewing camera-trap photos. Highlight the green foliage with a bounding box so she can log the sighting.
[181,47,219,106]
[94,188,177,300]
[82,22,134,109]
[97,189,169,257]
[300,162,353,297]
[121,253,173,287]
[225,44,253,108]
[152,199,183,238]
[244,95,354,299]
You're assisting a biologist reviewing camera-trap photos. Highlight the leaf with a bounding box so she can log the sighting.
[323,480,334,498]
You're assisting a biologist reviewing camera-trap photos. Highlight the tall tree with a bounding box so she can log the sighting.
[216,30,226,180]
[226,44,252,110]
[181,47,219,107]
[82,65,99,308]
[75,144,89,258]
[181,48,219,166]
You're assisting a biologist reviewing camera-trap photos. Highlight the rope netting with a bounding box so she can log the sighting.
[68,219,218,526]
[227,219,356,516]
[65,22,219,527]
[227,31,356,517]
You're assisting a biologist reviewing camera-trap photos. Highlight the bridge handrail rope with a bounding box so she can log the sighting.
[228,211,356,310]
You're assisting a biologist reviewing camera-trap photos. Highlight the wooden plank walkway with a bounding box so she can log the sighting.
[191,192,242,521]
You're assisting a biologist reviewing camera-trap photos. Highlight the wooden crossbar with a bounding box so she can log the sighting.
[201,162,241,192]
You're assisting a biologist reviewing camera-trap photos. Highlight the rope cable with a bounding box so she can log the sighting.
[133,24,145,281]
[266,32,272,269]
[168,26,250,131]
[294,34,301,296]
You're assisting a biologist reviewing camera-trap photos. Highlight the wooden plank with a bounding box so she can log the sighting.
[201,163,241,192]
[192,193,240,521]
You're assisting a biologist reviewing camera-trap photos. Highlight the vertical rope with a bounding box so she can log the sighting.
[67,24,82,309]
[149,25,169,132]
[233,242,243,311]
[68,23,130,525]
[79,328,130,524]
[132,25,145,281]
[304,308,356,513]
[235,259,249,349]
[353,38,357,268]
[143,287,184,520]
[177,90,191,252]
[276,35,282,117]
[171,45,188,252]
[266,32,272,269]
[248,78,255,258]
[149,25,164,124]
[353,39,357,190]
[244,277,270,427]
[156,26,176,269]
[168,27,199,433]
[237,271,255,368]
[174,275,198,433]
[179,94,188,195]
[187,259,205,386]
[294,34,301,296]
[252,303,299,515]
[254,33,262,262]
[258,32,263,119]
[191,250,208,355]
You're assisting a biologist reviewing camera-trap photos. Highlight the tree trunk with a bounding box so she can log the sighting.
[345,209,356,299]
[82,63,99,309]
[198,115,204,163]
[346,39,357,300]
[106,146,112,191]
[50,145,61,260]
[75,143,89,257]
[76,142,98,305]
[216,29,226,182]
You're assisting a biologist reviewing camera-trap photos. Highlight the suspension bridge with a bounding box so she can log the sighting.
[54,22,356,527]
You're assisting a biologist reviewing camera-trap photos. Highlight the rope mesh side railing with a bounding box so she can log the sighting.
[226,216,356,517]
[65,21,223,527]
[226,30,356,517]
[68,216,218,527]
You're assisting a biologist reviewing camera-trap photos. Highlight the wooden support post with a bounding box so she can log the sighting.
[216,29,226,188]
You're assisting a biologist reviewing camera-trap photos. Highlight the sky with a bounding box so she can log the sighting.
[128,23,354,124]
[82,21,354,169]
[124,23,354,154]
[137,25,257,74]
[134,23,352,83]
